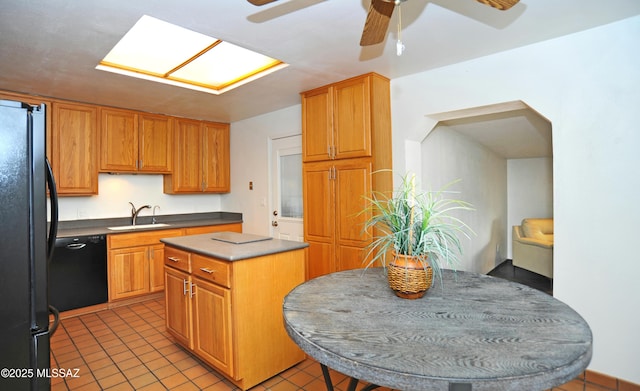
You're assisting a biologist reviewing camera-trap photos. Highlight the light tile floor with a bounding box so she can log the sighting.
[49,296,607,391]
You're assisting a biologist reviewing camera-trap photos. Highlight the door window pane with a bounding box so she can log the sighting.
[280,154,302,218]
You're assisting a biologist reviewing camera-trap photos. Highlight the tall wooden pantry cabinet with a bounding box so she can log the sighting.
[301,73,393,279]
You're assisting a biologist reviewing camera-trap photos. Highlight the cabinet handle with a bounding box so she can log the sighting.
[168,257,179,262]
[199,267,216,274]
[190,283,196,298]
[183,279,189,296]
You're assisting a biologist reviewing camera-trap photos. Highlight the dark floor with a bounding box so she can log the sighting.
[487,259,553,295]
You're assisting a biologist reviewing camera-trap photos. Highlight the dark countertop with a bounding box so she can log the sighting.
[161,232,308,261]
[55,212,242,238]
[283,268,592,391]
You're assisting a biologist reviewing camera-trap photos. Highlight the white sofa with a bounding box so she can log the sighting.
[512,218,554,279]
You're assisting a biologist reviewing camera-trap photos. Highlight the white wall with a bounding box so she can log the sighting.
[222,105,302,236]
[507,157,554,257]
[57,174,223,221]
[421,127,507,273]
[390,16,640,384]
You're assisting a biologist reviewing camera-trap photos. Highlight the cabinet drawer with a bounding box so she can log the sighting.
[165,247,191,273]
[183,223,242,236]
[109,228,183,248]
[192,254,231,288]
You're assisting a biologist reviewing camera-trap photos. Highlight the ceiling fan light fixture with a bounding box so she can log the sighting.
[475,0,520,11]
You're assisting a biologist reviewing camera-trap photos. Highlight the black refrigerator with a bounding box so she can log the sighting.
[0,99,59,391]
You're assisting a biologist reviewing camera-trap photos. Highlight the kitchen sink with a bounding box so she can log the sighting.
[107,223,171,231]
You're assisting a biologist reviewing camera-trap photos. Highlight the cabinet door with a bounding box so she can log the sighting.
[51,102,98,195]
[165,118,203,193]
[192,277,234,377]
[303,162,336,279]
[165,267,192,348]
[303,162,335,243]
[100,107,138,172]
[139,113,173,173]
[301,86,332,162]
[202,122,230,193]
[306,240,335,280]
[333,76,371,159]
[109,247,149,300]
[335,159,373,272]
[149,244,165,292]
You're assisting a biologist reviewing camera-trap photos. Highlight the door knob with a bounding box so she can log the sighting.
[273,210,278,216]
[272,221,278,227]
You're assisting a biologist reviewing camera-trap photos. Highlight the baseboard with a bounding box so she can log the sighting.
[581,370,640,391]
[54,292,164,320]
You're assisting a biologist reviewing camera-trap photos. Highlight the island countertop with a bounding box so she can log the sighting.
[160,231,308,261]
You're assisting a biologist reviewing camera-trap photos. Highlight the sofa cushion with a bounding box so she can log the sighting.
[522,218,554,242]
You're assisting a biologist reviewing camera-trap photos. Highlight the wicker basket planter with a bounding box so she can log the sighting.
[387,253,433,299]
[363,173,474,299]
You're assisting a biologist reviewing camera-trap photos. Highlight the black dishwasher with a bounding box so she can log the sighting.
[51,235,108,312]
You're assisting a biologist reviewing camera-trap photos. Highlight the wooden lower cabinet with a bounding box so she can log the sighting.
[149,244,166,293]
[164,263,192,348]
[108,224,242,301]
[164,246,306,390]
[303,158,375,279]
[192,277,233,375]
[109,246,150,300]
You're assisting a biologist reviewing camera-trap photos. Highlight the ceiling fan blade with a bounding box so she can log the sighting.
[360,0,396,46]
[247,0,279,5]
[475,0,519,11]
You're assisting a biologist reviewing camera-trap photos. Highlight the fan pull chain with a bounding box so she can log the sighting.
[396,1,405,56]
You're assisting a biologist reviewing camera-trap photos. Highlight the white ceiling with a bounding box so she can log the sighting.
[1,0,639,157]
[428,101,553,158]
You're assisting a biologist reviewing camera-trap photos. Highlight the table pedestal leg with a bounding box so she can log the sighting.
[319,364,380,391]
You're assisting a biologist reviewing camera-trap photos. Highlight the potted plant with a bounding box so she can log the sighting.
[363,172,474,299]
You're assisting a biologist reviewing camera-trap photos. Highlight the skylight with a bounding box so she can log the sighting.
[96,15,287,95]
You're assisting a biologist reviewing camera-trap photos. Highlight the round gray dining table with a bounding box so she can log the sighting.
[282,268,592,391]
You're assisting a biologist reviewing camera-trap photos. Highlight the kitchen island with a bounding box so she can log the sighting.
[161,232,308,391]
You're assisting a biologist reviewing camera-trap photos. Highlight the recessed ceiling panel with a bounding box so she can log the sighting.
[97,15,286,94]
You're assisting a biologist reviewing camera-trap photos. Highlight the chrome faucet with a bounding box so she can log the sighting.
[129,202,151,226]
[152,205,160,224]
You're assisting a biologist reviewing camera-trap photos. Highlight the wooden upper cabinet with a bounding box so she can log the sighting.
[333,77,372,159]
[164,119,230,194]
[139,113,173,173]
[165,118,203,193]
[301,86,332,161]
[100,108,173,173]
[202,122,230,193]
[51,102,99,195]
[100,107,138,172]
[301,73,383,162]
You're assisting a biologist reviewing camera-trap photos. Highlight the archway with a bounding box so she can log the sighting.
[421,100,553,274]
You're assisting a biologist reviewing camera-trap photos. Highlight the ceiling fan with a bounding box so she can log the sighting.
[248,0,519,46]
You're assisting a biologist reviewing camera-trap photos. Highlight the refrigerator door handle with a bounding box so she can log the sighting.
[46,158,58,263]
[48,305,60,336]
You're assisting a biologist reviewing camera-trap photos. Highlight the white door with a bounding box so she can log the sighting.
[269,135,303,241]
